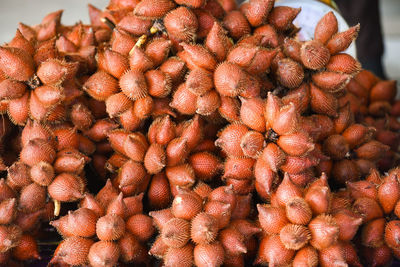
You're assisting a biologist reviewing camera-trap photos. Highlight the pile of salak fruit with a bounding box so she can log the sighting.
[0,0,399,266]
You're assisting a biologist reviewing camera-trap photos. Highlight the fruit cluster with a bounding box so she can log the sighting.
[0,0,399,266]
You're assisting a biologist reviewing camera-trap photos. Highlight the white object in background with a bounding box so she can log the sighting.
[274,0,357,58]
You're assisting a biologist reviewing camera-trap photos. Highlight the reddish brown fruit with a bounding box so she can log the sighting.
[7,92,29,125]
[166,137,189,166]
[355,141,390,161]
[223,157,255,181]
[70,103,94,131]
[239,97,266,132]
[227,44,277,75]
[0,80,26,101]
[300,40,330,70]
[194,242,224,267]
[83,71,119,101]
[310,83,338,117]
[163,243,194,267]
[285,197,312,225]
[48,173,85,202]
[196,90,220,115]
[215,123,248,157]
[170,83,197,115]
[293,246,318,267]
[378,175,400,214]
[160,57,187,84]
[0,181,15,209]
[80,194,104,218]
[276,58,304,89]
[323,134,349,160]
[275,173,303,207]
[214,62,248,97]
[96,214,125,241]
[268,6,301,31]
[9,29,35,55]
[204,200,231,229]
[145,38,172,67]
[0,47,34,82]
[117,14,152,36]
[256,235,295,266]
[6,161,31,190]
[194,9,216,38]
[88,241,120,267]
[12,234,40,261]
[119,70,148,100]
[205,22,232,62]
[280,224,311,250]
[126,214,154,241]
[53,237,94,266]
[191,212,218,244]
[105,92,132,118]
[165,164,196,188]
[171,192,202,220]
[149,208,174,231]
[326,24,360,55]
[257,204,288,234]
[353,197,383,223]
[222,10,251,40]
[144,144,166,174]
[179,43,217,71]
[219,227,247,255]
[326,53,361,74]
[147,173,171,209]
[186,68,213,96]
[51,208,98,238]
[118,232,143,263]
[260,143,286,173]
[312,71,351,93]
[334,210,363,242]
[361,245,393,267]
[273,103,300,136]
[309,215,339,250]
[189,152,221,181]
[253,24,279,47]
[319,244,347,267]
[304,173,331,215]
[241,0,274,27]
[134,0,176,19]
[384,220,400,249]
[0,198,16,225]
[19,183,46,213]
[164,7,198,43]
[129,46,154,72]
[314,11,338,44]
[146,70,172,98]
[240,131,265,158]
[161,218,190,248]
[362,218,385,248]
[278,132,314,157]
[20,138,56,167]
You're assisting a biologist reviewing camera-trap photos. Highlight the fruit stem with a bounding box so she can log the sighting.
[150,26,159,34]
[101,17,115,30]
[54,199,61,217]
[135,35,148,48]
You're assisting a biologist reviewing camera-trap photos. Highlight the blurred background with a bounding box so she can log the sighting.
[0,0,399,82]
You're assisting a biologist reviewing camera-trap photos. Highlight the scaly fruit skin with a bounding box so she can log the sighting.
[256,173,363,267]
[150,185,259,266]
[0,0,398,266]
[344,168,400,266]
[51,183,153,266]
